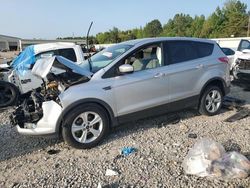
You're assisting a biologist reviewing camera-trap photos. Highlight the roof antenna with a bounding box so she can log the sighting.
[86,21,93,71]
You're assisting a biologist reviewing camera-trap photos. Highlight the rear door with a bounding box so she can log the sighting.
[164,40,214,103]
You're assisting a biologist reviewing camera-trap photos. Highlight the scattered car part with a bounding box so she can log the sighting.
[224,108,250,122]
[222,96,245,110]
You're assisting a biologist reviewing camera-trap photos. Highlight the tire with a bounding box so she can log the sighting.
[62,103,109,149]
[0,81,19,108]
[199,85,223,116]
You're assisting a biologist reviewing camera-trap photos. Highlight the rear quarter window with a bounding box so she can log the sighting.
[194,42,214,58]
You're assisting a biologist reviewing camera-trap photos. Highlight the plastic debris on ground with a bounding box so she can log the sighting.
[105,169,119,176]
[222,96,245,110]
[121,147,136,156]
[182,138,250,179]
[224,108,250,122]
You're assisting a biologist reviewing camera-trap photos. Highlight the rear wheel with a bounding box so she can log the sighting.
[199,86,223,116]
[62,103,109,149]
[0,81,19,108]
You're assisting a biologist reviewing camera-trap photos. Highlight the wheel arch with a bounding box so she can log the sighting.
[199,77,227,104]
[55,98,117,135]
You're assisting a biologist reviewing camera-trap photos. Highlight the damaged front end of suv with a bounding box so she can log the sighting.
[10,56,91,135]
[233,54,250,89]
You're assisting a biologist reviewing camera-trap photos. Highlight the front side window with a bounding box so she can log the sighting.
[124,44,163,72]
[80,44,133,73]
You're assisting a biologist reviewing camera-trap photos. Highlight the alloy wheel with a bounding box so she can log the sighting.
[71,111,103,144]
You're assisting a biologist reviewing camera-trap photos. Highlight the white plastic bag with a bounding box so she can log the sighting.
[182,138,225,177]
[182,138,250,179]
[210,151,250,178]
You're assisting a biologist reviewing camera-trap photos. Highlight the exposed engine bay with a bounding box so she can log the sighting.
[11,57,90,128]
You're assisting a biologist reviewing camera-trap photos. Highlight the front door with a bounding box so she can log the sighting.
[111,43,170,116]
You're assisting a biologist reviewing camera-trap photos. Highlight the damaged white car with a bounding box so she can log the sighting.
[11,38,230,149]
[229,39,250,87]
[0,42,86,108]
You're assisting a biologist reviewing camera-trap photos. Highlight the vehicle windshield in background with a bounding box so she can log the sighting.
[80,44,133,73]
[238,40,250,51]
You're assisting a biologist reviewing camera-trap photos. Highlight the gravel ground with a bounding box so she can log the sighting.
[0,86,249,188]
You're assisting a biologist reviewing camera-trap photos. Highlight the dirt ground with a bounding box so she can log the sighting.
[0,85,249,187]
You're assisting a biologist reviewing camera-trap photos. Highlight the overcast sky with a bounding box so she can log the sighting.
[1,0,250,39]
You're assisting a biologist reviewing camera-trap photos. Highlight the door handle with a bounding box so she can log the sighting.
[196,64,204,69]
[154,72,165,78]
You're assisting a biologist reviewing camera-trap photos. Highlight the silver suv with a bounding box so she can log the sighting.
[11,38,230,149]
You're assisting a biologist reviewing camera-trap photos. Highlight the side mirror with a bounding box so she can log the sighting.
[118,64,134,74]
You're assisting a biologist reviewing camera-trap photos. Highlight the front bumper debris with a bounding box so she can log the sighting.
[11,100,62,136]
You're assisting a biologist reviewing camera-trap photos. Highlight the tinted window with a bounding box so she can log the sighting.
[58,48,77,62]
[166,41,198,64]
[194,42,214,58]
[221,48,235,56]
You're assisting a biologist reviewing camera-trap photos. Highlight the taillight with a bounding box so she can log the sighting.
[218,57,229,64]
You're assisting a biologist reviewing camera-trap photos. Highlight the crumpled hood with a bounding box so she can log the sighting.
[32,55,93,79]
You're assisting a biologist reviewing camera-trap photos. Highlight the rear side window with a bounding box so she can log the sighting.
[58,48,77,62]
[194,42,214,58]
[166,41,198,64]
[221,48,235,56]
[165,41,214,64]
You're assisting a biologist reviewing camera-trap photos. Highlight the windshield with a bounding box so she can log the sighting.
[80,44,133,73]
[238,40,250,51]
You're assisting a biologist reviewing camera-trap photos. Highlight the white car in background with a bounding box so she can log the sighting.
[0,42,86,107]
[224,40,250,78]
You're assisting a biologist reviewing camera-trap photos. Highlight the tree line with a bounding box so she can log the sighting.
[58,0,250,44]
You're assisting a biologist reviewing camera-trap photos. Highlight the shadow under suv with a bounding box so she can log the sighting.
[11,37,230,149]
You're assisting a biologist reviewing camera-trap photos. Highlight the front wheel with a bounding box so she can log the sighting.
[199,86,223,116]
[62,104,109,149]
